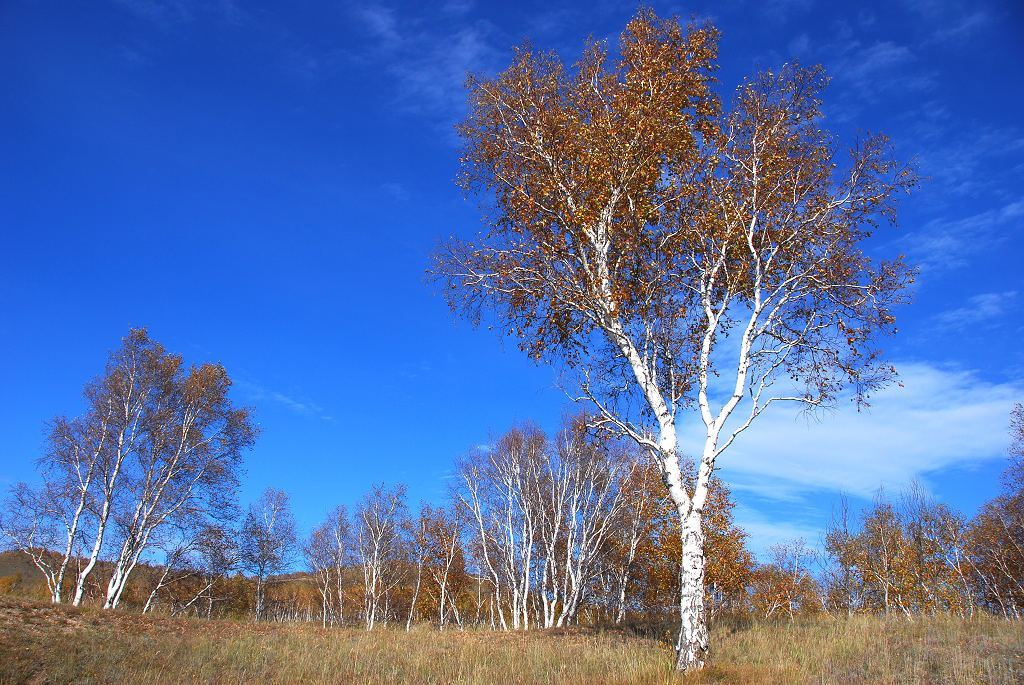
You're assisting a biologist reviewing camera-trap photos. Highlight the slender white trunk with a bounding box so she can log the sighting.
[255,575,267,621]
[51,471,95,603]
[335,570,345,625]
[406,558,423,631]
[142,561,176,614]
[614,516,643,624]
[73,512,109,606]
[175,578,215,617]
[74,419,136,606]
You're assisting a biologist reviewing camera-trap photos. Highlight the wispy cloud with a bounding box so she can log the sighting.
[112,0,247,29]
[356,4,400,47]
[351,3,501,129]
[900,0,993,45]
[790,29,935,122]
[916,125,1024,199]
[380,182,410,202]
[831,39,934,103]
[933,291,1020,331]
[441,0,474,17]
[759,0,814,25]
[391,26,496,119]
[926,10,991,44]
[908,199,1024,272]
[234,380,333,421]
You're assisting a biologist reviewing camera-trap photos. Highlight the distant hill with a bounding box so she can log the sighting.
[0,550,40,579]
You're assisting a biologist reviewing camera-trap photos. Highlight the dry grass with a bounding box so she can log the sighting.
[695,614,1024,685]
[0,598,1020,685]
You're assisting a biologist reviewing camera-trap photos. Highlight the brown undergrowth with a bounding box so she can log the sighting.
[0,598,1020,685]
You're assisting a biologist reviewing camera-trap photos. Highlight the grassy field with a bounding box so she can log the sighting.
[0,598,1021,685]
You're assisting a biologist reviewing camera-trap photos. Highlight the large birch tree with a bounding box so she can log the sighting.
[434,10,915,671]
[104,360,254,609]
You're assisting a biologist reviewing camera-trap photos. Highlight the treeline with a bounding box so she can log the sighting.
[1,331,1022,630]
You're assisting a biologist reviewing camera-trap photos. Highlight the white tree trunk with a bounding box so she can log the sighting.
[406,558,423,631]
[73,512,109,606]
[676,513,709,671]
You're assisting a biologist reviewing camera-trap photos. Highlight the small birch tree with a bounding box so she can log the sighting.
[356,483,407,630]
[305,505,351,626]
[422,504,465,628]
[306,520,335,627]
[239,488,297,621]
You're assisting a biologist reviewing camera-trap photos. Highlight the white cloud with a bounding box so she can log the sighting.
[926,10,991,44]
[909,199,1024,272]
[760,0,814,24]
[441,0,474,16]
[352,3,500,126]
[901,0,993,45]
[356,4,400,47]
[842,41,914,85]
[234,380,333,421]
[797,32,935,122]
[933,291,1019,331]
[919,126,1024,199]
[684,361,1022,501]
[389,25,496,120]
[687,356,1021,554]
[820,37,934,107]
[787,33,810,57]
[380,182,410,202]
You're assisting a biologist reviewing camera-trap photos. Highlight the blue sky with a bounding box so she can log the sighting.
[1,0,1022,556]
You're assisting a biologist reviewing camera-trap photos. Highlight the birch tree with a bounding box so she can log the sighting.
[822,495,864,616]
[0,329,225,607]
[749,539,819,621]
[968,410,1024,617]
[103,361,254,609]
[535,419,629,627]
[180,524,240,618]
[0,332,157,605]
[422,504,465,628]
[328,506,353,624]
[306,520,336,627]
[434,9,914,670]
[0,480,78,603]
[609,461,752,622]
[970,495,1024,617]
[305,505,351,626]
[405,505,430,630]
[453,426,545,630]
[73,330,171,606]
[240,488,297,621]
[1009,403,1024,490]
[142,522,201,614]
[606,460,660,624]
[356,483,407,630]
